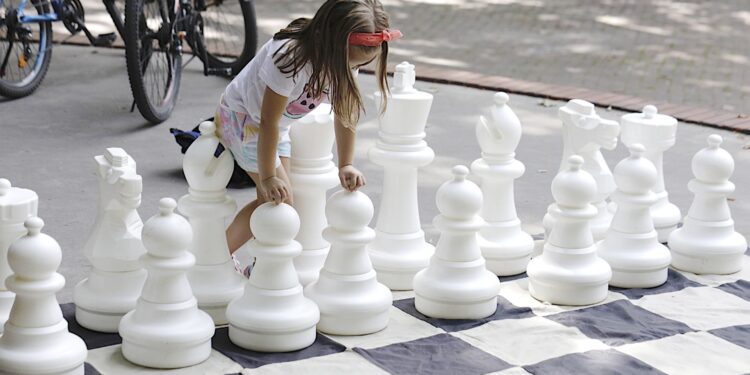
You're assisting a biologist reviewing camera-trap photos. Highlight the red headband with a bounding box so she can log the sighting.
[349,29,403,46]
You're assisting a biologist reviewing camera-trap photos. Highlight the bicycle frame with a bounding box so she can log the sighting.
[15,0,64,23]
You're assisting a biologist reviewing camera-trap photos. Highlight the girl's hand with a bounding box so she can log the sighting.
[339,165,366,192]
[260,176,290,205]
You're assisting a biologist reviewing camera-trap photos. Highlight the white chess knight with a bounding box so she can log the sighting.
[305,190,392,335]
[529,156,612,306]
[368,61,436,290]
[620,105,681,242]
[119,198,214,369]
[226,202,319,352]
[544,99,620,241]
[597,144,671,288]
[0,217,87,375]
[414,166,500,319]
[74,148,148,332]
[289,103,340,286]
[471,92,534,276]
[178,121,245,324]
[669,135,747,275]
[0,178,38,334]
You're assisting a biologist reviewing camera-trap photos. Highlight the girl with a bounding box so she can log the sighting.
[214,0,402,271]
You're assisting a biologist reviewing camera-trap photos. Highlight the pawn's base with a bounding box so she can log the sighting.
[228,324,317,352]
[610,267,668,289]
[369,236,435,291]
[669,224,747,275]
[121,338,211,369]
[74,306,125,334]
[528,279,609,306]
[189,261,247,325]
[528,244,611,306]
[0,321,87,375]
[318,308,390,336]
[415,294,498,319]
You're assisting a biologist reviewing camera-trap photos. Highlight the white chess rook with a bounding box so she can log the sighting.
[305,190,391,335]
[597,144,671,288]
[471,92,534,276]
[0,179,38,335]
[289,103,340,286]
[119,198,214,369]
[0,217,87,375]
[414,166,500,319]
[368,62,435,290]
[669,135,747,274]
[529,156,612,306]
[226,203,319,352]
[178,121,245,325]
[620,105,681,242]
[74,148,148,332]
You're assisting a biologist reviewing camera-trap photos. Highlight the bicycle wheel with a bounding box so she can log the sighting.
[125,0,181,124]
[195,0,256,75]
[0,0,52,98]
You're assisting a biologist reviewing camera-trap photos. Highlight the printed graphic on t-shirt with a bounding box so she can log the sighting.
[284,84,328,119]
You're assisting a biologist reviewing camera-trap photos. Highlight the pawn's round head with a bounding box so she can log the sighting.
[552,155,597,207]
[251,202,300,245]
[614,144,657,194]
[326,190,374,231]
[692,134,735,182]
[7,217,62,281]
[436,165,483,219]
[141,198,193,257]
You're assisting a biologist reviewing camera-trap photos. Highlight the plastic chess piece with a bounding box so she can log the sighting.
[368,62,436,290]
[0,217,87,375]
[669,135,747,274]
[119,198,214,369]
[178,121,245,324]
[471,92,534,276]
[74,148,148,332]
[529,156,612,306]
[0,178,38,334]
[597,144,671,288]
[289,103,340,286]
[305,190,392,335]
[413,166,500,319]
[226,202,319,352]
[620,105,681,242]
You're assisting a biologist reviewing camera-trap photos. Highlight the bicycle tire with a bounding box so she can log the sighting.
[194,0,256,76]
[124,0,181,124]
[0,0,53,98]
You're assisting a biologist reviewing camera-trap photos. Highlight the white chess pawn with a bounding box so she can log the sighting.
[597,144,671,288]
[620,105,681,242]
[75,148,148,332]
[289,103,340,286]
[471,92,534,276]
[413,166,500,319]
[0,178,38,334]
[226,202,319,352]
[669,135,747,274]
[178,121,245,324]
[119,198,214,369]
[305,190,392,335]
[367,62,436,290]
[529,156,612,306]
[0,217,87,375]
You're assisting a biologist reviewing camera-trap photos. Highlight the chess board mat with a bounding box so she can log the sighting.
[65,248,750,375]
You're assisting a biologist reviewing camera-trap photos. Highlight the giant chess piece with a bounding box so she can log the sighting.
[529,156,612,306]
[597,144,671,288]
[305,190,392,335]
[544,99,620,241]
[226,203,319,352]
[74,148,148,332]
[119,198,214,369]
[414,166,500,319]
[178,121,245,324]
[0,217,87,374]
[367,62,436,290]
[471,92,534,276]
[669,135,747,274]
[621,105,681,242]
[0,179,37,334]
[289,103,340,286]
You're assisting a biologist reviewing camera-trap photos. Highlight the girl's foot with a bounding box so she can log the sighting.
[232,254,255,279]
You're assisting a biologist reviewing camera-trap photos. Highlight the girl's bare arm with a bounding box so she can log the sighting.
[334,116,366,191]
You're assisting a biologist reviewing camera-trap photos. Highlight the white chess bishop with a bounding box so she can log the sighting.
[289,103,340,286]
[0,217,87,375]
[413,166,500,319]
[74,148,148,332]
[471,92,534,276]
[597,144,671,288]
[226,202,319,352]
[305,190,392,335]
[178,121,245,324]
[0,178,38,334]
[620,105,681,242]
[669,135,747,274]
[529,156,612,306]
[119,198,214,369]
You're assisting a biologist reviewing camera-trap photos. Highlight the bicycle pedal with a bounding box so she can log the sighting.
[206,67,233,77]
[93,32,117,47]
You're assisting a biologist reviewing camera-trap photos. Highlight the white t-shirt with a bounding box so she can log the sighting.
[222,38,329,133]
